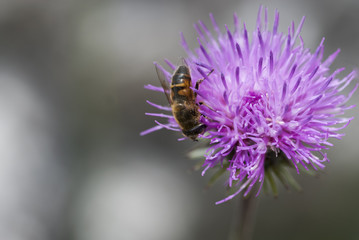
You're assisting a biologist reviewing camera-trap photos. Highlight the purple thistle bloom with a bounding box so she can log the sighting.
[141,7,358,204]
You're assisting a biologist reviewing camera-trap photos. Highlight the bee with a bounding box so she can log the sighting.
[155,59,213,141]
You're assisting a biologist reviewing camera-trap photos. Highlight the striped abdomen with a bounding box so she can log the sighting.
[170,65,206,140]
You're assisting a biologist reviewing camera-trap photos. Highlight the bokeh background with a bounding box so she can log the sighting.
[0,0,358,239]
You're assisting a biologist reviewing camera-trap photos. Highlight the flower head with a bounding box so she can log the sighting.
[141,7,357,204]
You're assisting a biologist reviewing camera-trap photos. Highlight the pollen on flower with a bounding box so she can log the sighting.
[141,6,358,204]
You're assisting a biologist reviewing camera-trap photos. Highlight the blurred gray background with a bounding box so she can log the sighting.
[0,0,358,240]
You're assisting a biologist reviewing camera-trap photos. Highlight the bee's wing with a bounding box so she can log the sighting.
[155,64,172,105]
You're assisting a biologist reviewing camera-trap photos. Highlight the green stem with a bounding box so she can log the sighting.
[229,190,259,240]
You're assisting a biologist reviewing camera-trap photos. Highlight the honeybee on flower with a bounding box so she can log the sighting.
[141,6,357,204]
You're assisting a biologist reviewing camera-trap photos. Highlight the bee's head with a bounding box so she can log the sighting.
[183,124,207,141]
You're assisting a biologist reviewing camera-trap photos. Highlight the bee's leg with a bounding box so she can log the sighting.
[195,69,214,90]
[194,79,203,91]
[198,101,216,112]
[195,69,214,97]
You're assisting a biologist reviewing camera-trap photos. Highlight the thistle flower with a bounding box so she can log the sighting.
[141,7,357,204]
